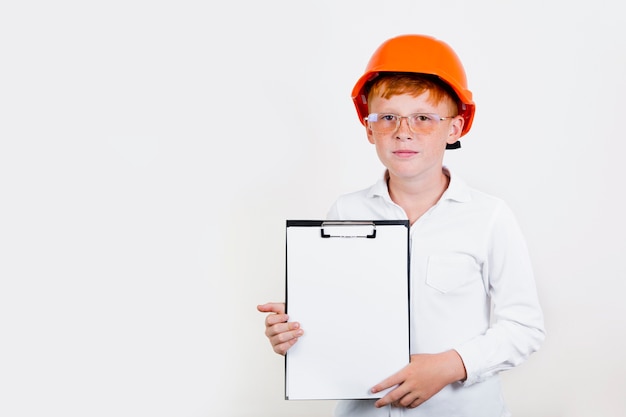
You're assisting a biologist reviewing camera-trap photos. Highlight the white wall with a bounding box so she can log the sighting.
[1,1,625,416]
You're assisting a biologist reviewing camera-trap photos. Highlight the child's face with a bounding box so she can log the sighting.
[366,91,463,183]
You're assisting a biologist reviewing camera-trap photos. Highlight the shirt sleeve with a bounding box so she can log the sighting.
[454,202,546,386]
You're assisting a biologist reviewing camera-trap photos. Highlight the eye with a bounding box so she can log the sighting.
[380,114,397,122]
[413,114,434,122]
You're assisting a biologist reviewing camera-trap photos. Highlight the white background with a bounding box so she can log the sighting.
[1,1,625,416]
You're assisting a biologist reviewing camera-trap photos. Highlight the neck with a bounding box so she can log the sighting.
[387,169,450,224]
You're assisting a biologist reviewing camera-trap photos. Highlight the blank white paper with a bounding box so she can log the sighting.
[285,221,410,400]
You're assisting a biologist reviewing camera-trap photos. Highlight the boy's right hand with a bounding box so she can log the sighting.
[257,302,303,356]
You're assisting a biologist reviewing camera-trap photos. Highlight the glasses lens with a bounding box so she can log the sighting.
[368,114,398,133]
[408,114,439,134]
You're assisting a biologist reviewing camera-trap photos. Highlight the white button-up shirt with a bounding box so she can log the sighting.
[326,169,545,417]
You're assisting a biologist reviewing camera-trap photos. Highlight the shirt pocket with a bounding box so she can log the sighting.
[425,254,482,294]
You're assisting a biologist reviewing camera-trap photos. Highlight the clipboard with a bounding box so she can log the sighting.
[285,220,411,400]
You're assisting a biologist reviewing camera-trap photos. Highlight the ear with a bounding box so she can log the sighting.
[366,123,376,144]
[446,115,464,145]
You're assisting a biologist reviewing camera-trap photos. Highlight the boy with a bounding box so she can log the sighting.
[258,34,545,416]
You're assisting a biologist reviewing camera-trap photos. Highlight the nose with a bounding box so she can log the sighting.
[395,116,413,141]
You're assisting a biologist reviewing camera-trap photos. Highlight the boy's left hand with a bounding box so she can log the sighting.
[371,350,467,409]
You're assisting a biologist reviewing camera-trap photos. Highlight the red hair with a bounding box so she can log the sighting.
[366,72,460,115]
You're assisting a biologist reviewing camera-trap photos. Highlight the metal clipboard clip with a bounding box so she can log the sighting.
[320,221,377,239]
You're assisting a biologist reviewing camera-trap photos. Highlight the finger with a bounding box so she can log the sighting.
[399,392,421,408]
[265,313,290,327]
[270,327,304,355]
[371,374,402,396]
[269,325,303,345]
[265,320,300,337]
[272,336,300,356]
[374,384,406,408]
[407,397,424,409]
[257,302,285,314]
[389,392,419,409]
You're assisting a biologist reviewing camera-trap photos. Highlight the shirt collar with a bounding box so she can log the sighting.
[367,171,392,200]
[441,167,472,203]
[366,167,472,203]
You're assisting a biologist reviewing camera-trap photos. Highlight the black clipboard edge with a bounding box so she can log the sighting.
[286,219,410,227]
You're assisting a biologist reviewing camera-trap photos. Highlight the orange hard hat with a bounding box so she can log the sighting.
[352,34,475,140]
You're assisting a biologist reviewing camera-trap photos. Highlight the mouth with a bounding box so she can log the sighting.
[393,150,419,158]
